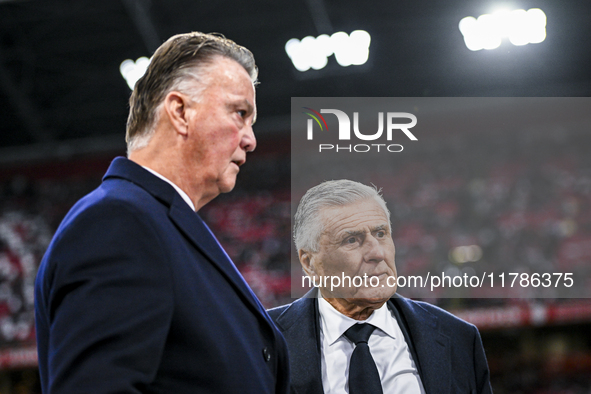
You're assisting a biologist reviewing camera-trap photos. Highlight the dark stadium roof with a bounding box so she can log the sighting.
[1,0,591,161]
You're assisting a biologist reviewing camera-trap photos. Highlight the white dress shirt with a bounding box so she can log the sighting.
[318,296,425,394]
[142,166,196,211]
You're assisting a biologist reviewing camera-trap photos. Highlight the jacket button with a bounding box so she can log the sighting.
[262,347,271,362]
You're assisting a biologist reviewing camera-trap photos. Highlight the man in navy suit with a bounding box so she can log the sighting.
[35,32,290,393]
[268,180,492,393]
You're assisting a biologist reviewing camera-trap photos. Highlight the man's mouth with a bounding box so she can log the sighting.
[367,272,387,279]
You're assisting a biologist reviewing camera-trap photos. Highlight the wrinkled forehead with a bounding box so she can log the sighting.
[199,56,256,88]
[319,198,390,237]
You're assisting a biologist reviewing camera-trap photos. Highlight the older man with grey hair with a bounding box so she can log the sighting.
[269,179,492,394]
[35,32,290,394]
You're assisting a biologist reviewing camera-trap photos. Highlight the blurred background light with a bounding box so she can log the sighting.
[459,8,547,51]
[285,30,371,71]
[120,57,151,89]
[450,245,483,263]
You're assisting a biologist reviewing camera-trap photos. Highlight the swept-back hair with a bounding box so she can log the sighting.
[293,179,391,253]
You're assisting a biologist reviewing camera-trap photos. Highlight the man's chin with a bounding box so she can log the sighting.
[349,287,396,302]
[218,177,237,194]
[320,279,397,300]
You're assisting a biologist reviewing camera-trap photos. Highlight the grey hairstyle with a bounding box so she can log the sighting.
[126,32,257,153]
[293,179,391,253]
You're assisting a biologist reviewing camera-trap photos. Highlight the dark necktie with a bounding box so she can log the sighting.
[344,323,383,394]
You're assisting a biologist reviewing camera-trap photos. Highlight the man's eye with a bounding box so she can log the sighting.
[376,231,385,238]
[346,237,357,244]
[237,110,247,117]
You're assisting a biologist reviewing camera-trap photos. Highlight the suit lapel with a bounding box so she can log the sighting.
[103,157,268,317]
[274,290,324,394]
[167,200,267,315]
[391,296,451,394]
[387,299,423,379]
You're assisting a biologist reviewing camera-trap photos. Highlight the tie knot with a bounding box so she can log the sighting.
[344,323,376,344]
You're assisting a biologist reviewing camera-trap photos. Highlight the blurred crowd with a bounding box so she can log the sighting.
[375,129,591,301]
[0,127,590,392]
[1,129,590,344]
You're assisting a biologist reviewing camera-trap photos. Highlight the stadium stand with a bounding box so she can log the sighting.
[0,126,590,392]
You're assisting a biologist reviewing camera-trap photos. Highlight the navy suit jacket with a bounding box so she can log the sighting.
[268,289,492,394]
[35,157,290,393]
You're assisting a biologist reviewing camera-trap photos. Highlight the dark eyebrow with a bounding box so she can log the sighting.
[343,230,365,239]
[371,224,388,232]
[243,99,254,116]
[233,99,256,125]
[343,224,388,238]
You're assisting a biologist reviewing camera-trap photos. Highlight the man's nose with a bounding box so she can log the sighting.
[241,125,257,153]
[364,235,386,262]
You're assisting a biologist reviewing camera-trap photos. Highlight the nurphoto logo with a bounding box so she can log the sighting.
[303,107,418,153]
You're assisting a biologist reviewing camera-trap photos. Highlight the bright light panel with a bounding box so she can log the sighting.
[285,30,371,72]
[459,8,547,51]
[120,57,151,89]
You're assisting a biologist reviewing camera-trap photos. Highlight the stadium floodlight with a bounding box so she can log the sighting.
[285,30,371,72]
[459,8,546,51]
[120,57,151,89]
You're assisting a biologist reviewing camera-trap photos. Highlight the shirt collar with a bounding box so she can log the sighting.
[318,293,398,346]
[142,166,196,212]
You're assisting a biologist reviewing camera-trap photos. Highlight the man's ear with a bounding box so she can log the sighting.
[299,249,317,278]
[163,91,190,137]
